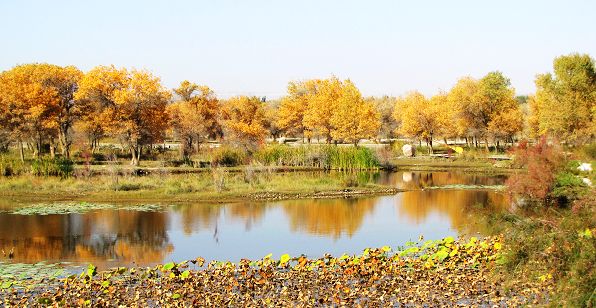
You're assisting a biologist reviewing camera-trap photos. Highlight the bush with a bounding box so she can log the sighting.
[0,156,28,176]
[210,146,246,167]
[324,146,380,170]
[552,171,588,201]
[31,158,74,177]
[252,145,380,170]
[505,137,566,204]
[491,204,595,307]
[580,143,596,159]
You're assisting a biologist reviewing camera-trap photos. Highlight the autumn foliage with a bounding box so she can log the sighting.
[0,53,594,165]
[505,137,566,202]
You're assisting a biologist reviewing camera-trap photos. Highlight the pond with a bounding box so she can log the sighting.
[0,171,508,270]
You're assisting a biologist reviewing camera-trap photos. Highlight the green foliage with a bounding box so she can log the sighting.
[253,145,380,170]
[552,171,587,200]
[580,143,596,159]
[210,146,246,167]
[30,158,74,177]
[0,155,28,176]
[324,146,380,170]
[9,202,165,215]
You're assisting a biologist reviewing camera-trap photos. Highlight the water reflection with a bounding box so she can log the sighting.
[0,171,509,268]
[0,211,172,268]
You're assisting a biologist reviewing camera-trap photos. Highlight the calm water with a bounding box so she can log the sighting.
[0,171,507,269]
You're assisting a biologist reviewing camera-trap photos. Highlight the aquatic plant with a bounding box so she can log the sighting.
[8,202,166,215]
[0,236,552,306]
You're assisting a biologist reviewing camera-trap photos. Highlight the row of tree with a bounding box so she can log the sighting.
[0,53,594,164]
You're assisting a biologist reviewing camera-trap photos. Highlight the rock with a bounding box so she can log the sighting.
[402,172,413,182]
[582,178,592,186]
[402,144,416,157]
[578,163,592,172]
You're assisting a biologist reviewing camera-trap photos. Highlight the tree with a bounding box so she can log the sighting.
[330,80,380,145]
[530,53,596,144]
[75,65,129,153]
[487,107,524,148]
[448,72,520,150]
[221,96,267,151]
[303,78,341,143]
[447,77,481,145]
[0,63,60,160]
[111,70,170,165]
[41,65,83,158]
[365,96,398,140]
[277,80,315,139]
[394,91,447,153]
[168,81,220,159]
[263,99,283,142]
[475,71,519,150]
[75,66,170,165]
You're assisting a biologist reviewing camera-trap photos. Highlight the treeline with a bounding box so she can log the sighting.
[0,53,594,165]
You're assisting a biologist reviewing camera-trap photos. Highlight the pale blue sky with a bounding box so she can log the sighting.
[1,0,595,98]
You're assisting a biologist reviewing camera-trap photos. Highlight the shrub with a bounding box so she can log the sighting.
[252,145,380,170]
[552,171,588,201]
[0,156,28,176]
[505,137,566,204]
[324,146,380,170]
[211,167,226,192]
[580,143,596,159]
[211,146,246,167]
[31,158,74,178]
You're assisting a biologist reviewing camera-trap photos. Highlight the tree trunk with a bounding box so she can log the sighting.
[484,137,489,152]
[18,140,24,162]
[428,136,434,154]
[50,143,55,159]
[130,146,139,166]
[59,126,71,159]
[36,134,42,159]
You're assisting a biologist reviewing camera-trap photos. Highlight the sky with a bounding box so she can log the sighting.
[1,0,595,98]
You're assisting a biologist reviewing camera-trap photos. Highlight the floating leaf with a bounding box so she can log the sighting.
[163,262,175,271]
[279,254,291,265]
[181,270,190,279]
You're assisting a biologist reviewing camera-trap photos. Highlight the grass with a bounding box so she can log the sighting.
[480,195,596,307]
[0,170,394,204]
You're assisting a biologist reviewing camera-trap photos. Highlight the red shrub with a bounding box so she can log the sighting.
[506,137,565,203]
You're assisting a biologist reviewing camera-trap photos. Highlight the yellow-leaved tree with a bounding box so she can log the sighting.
[393,91,448,153]
[168,80,221,159]
[329,79,380,145]
[447,72,522,150]
[529,53,595,144]
[303,78,341,143]
[74,65,129,154]
[41,65,84,158]
[76,66,170,165]
[0,63,64,160]
[277,80,318,140]
[221,96,267,150]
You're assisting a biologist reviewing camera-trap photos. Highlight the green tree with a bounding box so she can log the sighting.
[530,53,596,144]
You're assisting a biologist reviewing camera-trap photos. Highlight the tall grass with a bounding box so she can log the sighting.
[31,158,74,178]
[253,145,380,170]
[0,155,28,176]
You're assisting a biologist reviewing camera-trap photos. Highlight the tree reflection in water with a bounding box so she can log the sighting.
[0,171,510,267]
[0,211,171,268]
